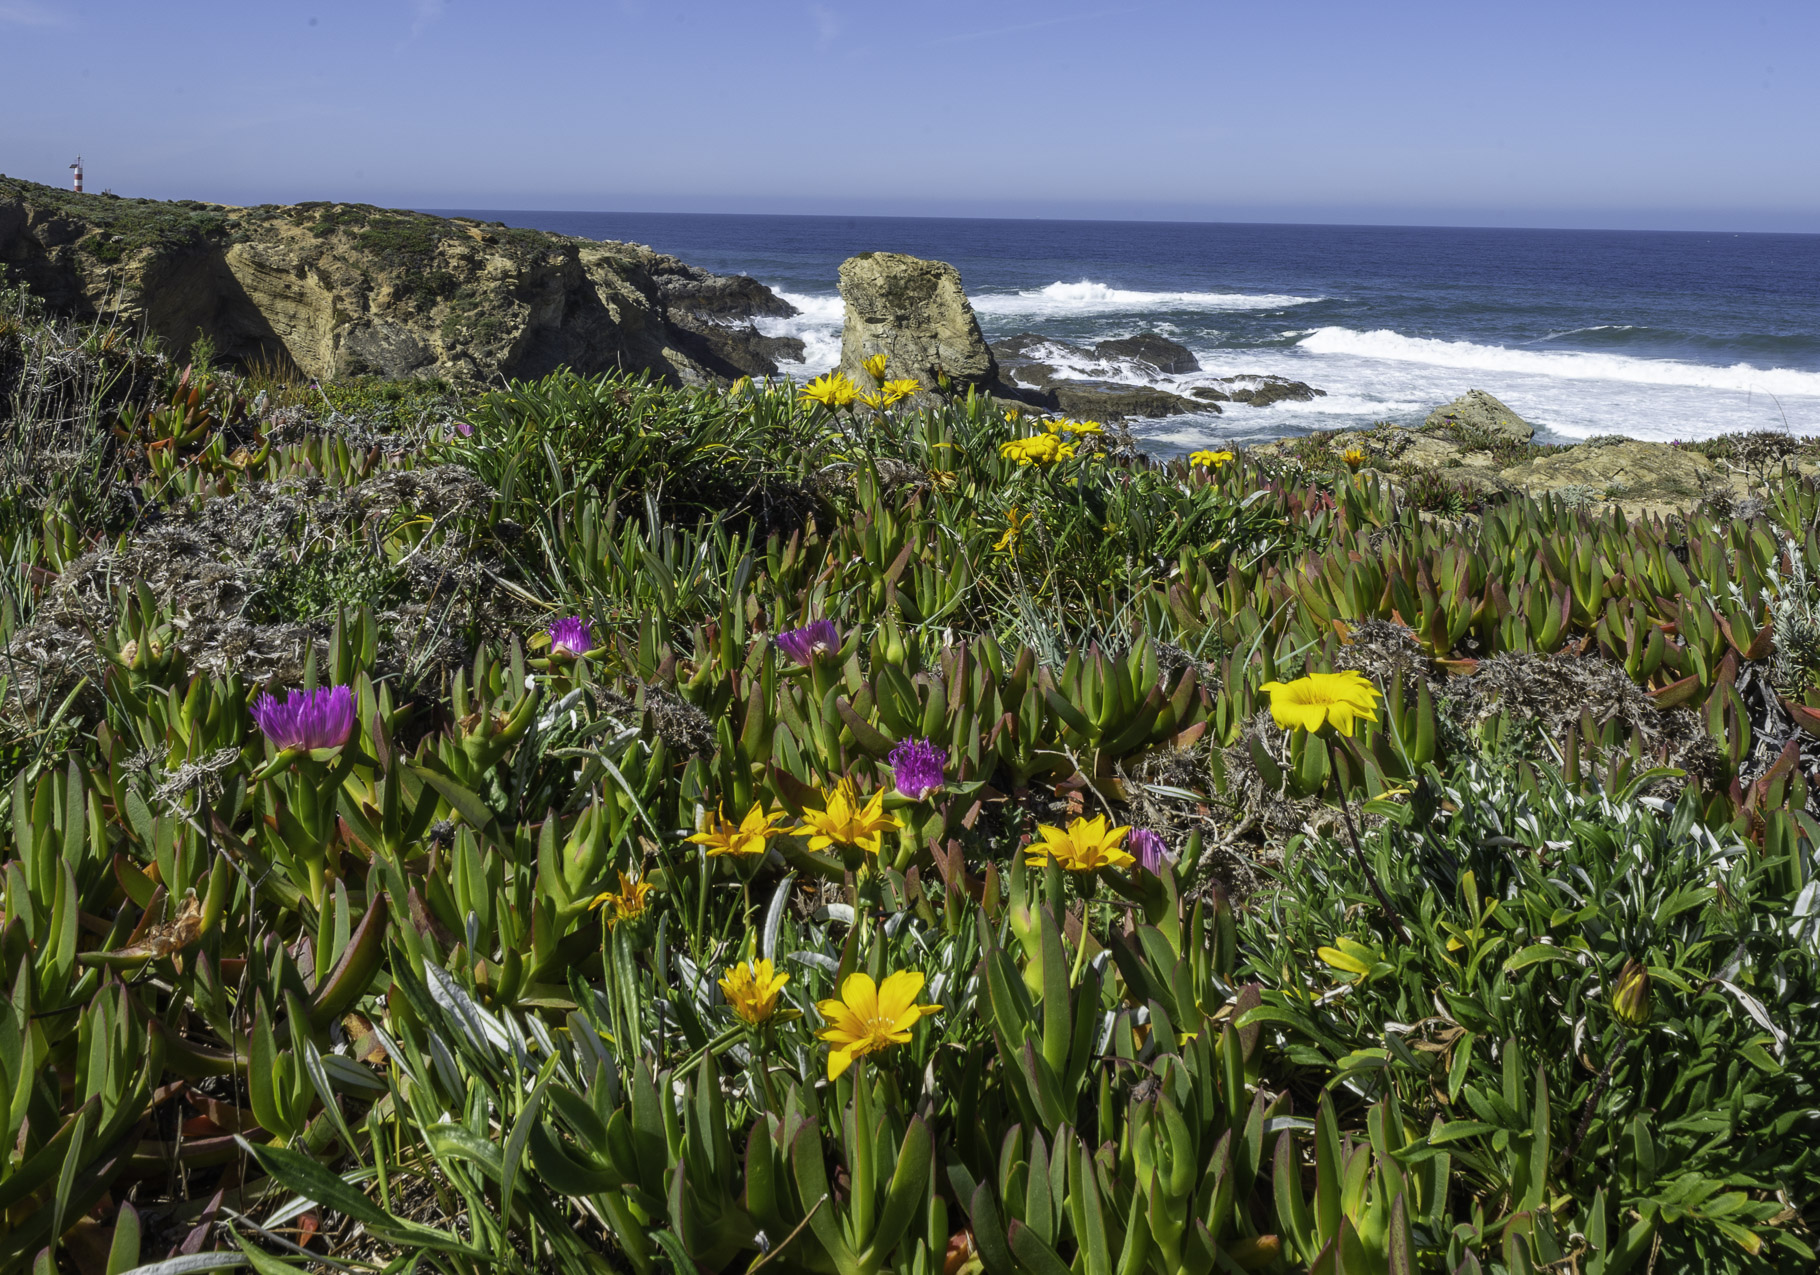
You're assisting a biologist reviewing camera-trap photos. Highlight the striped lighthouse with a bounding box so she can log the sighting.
[69,157,83,193]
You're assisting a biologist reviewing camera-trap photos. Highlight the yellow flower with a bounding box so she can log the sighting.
[1258,670,1382,737]
[793,779,902,855]
[1024,814,1134,872]
[861,353,889,383]
[994,506,1031,552]
[589,871,655,926]
[1341,446,1368,470]
[1044,418,1103,435]
[860,378,919,410]
[999,434,1076,466]
[799,373,859,410]
[720,958,791,1026]
[687,802,789,858]
[1189,449,1234,469]
[815,970,941,1080]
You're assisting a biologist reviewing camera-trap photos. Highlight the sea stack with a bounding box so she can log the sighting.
[836,252,997,402]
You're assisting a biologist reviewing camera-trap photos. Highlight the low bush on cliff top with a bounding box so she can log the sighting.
[0,324,1815,1273]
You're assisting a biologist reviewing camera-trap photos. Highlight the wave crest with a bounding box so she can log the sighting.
[1297,327,1820,397]
[970,281,1322,318]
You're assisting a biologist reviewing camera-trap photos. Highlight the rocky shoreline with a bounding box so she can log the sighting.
[4,180,1810,520]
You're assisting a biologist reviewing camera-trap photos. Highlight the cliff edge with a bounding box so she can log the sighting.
[0,177,802,385]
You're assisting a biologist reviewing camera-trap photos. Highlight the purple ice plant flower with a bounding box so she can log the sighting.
[548,616,594,658]
[776,619,840,667]
[250,684,356,752]
[1127,828,1174,875]
[888,737,947,801]
[452,420,474,437]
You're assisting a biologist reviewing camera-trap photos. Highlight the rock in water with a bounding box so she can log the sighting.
[1094,332,1200,374]
[837,253,996,399]
[1424,389,1535,442]
[0,177,798,386]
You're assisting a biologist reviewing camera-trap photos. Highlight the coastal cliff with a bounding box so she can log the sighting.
[0,177,801,385]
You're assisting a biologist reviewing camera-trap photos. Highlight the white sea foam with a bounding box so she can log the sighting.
[762,291,845,377]
[1297,327,1820,398]
[969,281,1322,319]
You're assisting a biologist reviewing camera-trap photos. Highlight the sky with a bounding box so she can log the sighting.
[1,0,1816,231]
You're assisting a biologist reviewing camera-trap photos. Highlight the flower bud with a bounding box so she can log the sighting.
[1612,958,1651,1030]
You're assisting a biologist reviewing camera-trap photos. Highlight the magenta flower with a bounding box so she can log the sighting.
[1128,829,1174,874]
[549,616,593,657]
[776,619,839,667]
[452,420,474,437]
[888,737,946,800]
[250,685,356,752]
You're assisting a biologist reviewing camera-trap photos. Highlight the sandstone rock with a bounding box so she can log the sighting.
[1424,389,1534,442]
[0,177,798,386]
[837,252,995,401]
[1500,440,1714,510]
[1095,332,1200,374]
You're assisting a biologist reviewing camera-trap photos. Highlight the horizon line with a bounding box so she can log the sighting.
[418,204,1820,239]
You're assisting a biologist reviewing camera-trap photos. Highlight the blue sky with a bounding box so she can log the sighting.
[1,0,1815,230]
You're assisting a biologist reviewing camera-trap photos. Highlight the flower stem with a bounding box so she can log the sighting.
[1335,798,1407,941]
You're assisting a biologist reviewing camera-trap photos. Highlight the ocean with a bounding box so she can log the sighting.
[432,210,1820,454]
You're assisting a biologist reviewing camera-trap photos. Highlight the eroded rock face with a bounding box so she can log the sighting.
[836,252,996,399]
[0,178,799,386]
[1424,389,1535,442]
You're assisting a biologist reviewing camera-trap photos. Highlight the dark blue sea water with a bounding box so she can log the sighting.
[430,210,1820,449]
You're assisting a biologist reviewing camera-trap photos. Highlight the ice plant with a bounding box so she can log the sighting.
[799,372,858,410]
[1189,449,1234,469]
[815,970,941,1080]
[590,872,655,927]
[1128,828,1173,874]
[1025,814,1135,872]
[688,802,790,857]
[776,618,840,666]
[720,958,790,1026]
[794,779,901,855]
[250,684,356,752]
[547,616,593,658]
[861,353,889,382]
[888,737,946,800]
[1258,670,1382,737]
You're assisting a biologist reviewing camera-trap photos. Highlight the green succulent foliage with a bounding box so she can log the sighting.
[0,293,1818,1275]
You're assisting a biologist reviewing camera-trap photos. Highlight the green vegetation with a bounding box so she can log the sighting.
[0,296,1815,1274]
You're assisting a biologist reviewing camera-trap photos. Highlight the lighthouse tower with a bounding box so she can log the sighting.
[69,157,83,193]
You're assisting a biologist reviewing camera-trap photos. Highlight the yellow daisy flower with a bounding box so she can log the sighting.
[687,802,790,857]
[861,353,889,383]
[720,958,791,1025]
[589,872,655,927]
[1189,449,1234,469]
[994,506,1031,552]
[799,373,859,410]
[1024,814,1135,872]
[815,970,941,1080]
[1257,671,1382,737]
[792,779,901,856]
